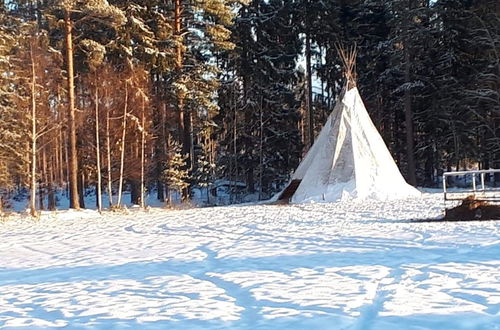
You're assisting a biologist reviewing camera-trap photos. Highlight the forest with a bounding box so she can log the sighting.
[0,0,498,214]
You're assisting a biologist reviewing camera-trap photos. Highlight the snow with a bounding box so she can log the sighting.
[7,189,210,214]
[291,87,420,203]
[0,192,499,329]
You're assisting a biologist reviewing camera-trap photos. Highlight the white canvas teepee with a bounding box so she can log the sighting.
[277,46,420,203]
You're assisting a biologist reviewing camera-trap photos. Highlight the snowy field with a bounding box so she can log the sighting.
[0,192,499,329]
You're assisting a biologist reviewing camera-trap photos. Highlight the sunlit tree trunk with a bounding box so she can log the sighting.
[155,102,166,201]
[95,74,102,213]
[64,7,80,209]
[47,150,56,211]
[29,40,37,217]
[174,0,192,200]
[140,95,146,209]
[106,99,114,207]
[117,81,128,207]
[39,147,46,210]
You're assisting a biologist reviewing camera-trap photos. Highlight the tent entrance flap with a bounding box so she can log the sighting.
[278,179,302,201]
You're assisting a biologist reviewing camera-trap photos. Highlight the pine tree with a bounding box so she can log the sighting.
[46,0,126,209]
[0,12,29,203]
[166,0,246,199]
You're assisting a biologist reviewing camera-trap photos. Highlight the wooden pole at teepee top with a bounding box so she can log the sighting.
[336,43,358,90]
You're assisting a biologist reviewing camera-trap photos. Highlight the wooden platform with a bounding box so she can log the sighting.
[277,179,302,201]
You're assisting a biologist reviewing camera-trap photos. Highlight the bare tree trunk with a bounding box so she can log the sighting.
[259,96,264,200]
[156,102,167,201]
[117,80,128,207]
[65,8,80,209]
[38,178,44,211]
[404,5,417,186]
[57,91,64,187]
[404,86,416,185]
[78,170,85,208]
[40,146,47,210]
[305,10,314,148]
[47,151,56,211]
[233,89,238,201]
[206,180,210,205]
[130,179,140,205]
[63,132,69,195]
[174,0,184,140]
[95,74,102,213]
[57,101,64,186]
[106,100,114,207]
[140,96,146,208]
[54,126,60,186]
[188,111,194,170]
[174,0,191,201]
[29,40,37,217]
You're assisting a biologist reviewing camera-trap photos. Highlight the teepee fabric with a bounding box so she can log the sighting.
[288,87,420,203]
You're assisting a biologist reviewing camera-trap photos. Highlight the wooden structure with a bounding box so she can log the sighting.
[443,169,500,202]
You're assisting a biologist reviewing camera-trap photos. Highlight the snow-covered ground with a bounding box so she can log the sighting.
[0,193,499,329]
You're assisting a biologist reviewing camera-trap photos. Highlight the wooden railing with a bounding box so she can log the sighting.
[443,169,500,201]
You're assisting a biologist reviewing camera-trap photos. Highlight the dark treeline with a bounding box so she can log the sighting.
[0,0,499,214]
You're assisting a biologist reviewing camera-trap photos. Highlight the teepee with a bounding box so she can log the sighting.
[278,46,420,203]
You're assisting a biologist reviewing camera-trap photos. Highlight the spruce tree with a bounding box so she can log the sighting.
[163,135,189,204]
[218,0,302,199]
